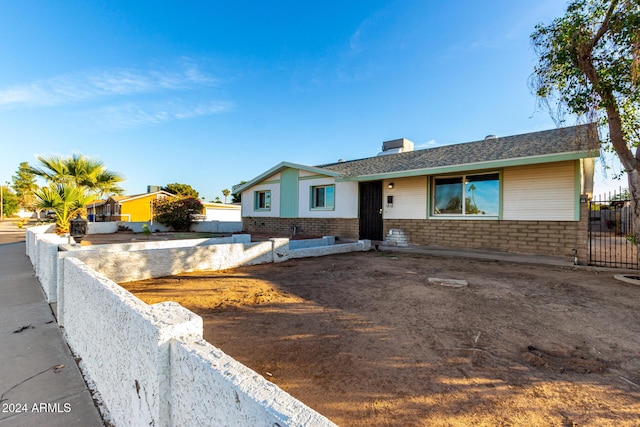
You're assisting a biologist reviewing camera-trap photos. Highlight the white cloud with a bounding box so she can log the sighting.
[414,139,438,149]
[89,100,233,129]
[0,63,219,108]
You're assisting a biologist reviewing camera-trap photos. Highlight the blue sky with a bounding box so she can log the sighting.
[0,0,624,201]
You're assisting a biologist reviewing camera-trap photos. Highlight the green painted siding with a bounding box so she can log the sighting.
[280,168,299,218]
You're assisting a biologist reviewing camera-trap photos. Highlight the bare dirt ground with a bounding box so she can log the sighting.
[120,250,640,426]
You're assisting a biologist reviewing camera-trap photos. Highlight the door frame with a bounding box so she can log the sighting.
[358,181,383,241]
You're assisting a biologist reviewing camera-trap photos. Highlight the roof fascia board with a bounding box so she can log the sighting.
[235,161,342,193]
[336,150,599,182]
[118,190,175,203]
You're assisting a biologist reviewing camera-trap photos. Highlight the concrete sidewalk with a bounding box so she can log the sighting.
[0,240,104,427]
[379,243,577,267]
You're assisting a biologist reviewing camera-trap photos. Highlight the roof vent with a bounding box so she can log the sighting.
[337,158,345,163]
[377,138,414,156]
[485,134,498,140]
[147,185,162,193]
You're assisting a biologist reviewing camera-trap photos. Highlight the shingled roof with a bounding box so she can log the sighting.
[316,124,600,178]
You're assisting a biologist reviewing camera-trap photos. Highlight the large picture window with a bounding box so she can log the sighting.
[433,173,499,216]
[311,185,335,210]
[254,190,271,210]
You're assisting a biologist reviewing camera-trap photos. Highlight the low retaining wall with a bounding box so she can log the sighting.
[61,257,334,426]
[192,220,243,233]
[289,240,371,259]
[170,339,332,426]
[31,232,249,304]
[289,236,335,250]
[62,234,251,254]
[26,224,56,263]
[26,225,68,301]
[64,241,276,285]
[88,221,119,234]
[26,226,371,425]
[118,220,242,234]
[27,224,367,305]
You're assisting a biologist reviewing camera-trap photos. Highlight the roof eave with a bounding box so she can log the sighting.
[116,190,176,203]
[336,149,600,182]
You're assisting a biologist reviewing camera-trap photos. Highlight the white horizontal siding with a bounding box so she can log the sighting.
[503,161,576,221]
[383,177,427,219]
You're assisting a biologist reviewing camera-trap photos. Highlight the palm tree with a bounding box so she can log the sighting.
[29,154,125,195]
[29,154,125,230]
[35,184,94,234]
[222,188,231,204]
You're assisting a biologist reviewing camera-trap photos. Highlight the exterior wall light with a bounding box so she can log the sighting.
[388,182,394,189]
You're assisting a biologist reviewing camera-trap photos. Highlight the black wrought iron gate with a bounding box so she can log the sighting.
[359,181,383,241]
[588,195,638,269]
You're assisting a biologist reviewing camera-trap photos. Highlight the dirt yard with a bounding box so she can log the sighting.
[120,251,640,426]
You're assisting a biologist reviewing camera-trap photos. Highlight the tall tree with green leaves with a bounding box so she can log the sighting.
[222,188,230,203]
[11,162,39,215]
[163,183,199,199]
[1,186,19,218]
[531,0,640,239]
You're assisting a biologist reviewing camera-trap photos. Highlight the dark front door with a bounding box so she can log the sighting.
[359,181,383,241]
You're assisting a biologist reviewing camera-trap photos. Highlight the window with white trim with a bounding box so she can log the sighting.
[433,173,499,216]
[254,190,271,210]
[311,185,335,210]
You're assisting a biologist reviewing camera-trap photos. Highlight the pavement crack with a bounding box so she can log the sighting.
[0,364,65,403]
[12,324,34,333]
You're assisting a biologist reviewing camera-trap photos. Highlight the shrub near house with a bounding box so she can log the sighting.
[153,197,202,231]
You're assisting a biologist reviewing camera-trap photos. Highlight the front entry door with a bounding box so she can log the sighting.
[359,181,383,241]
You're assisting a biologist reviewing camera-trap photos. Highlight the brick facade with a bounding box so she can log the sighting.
[242,200,589,263]
[242,217,360,241]
[384,199,589,262]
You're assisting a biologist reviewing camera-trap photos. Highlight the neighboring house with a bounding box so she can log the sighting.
[86,199,106,222]
[201,202,242,222]
[235,124,600,261]
[94,190,175,222]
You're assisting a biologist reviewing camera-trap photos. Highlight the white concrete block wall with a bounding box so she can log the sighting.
[26,224,55,263]
[192,220,243,233]
[87,221,118,234]
[27,230,373,426]
[74,241,275,283]
[271,238,290,263]
[53,235,251,306]
[35,233,71,302]
[62,234,251,254]
[289,240,371,259]
[60,256,335,426]
[289,236,335,250]
[170,339,336,427]
[61,257,203,427]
